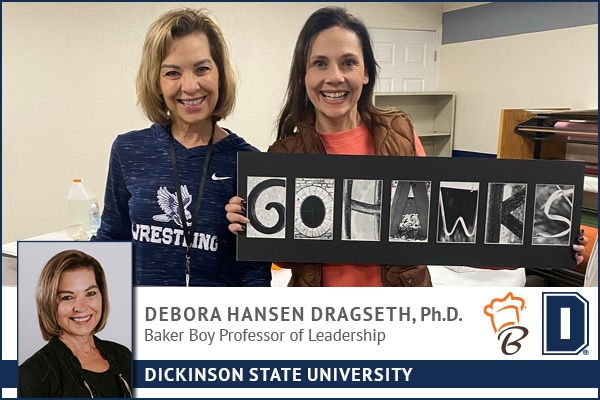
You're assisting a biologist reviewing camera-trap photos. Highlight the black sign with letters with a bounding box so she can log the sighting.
[236,152,584,269]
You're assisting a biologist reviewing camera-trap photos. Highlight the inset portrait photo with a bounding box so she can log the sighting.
[17,241,133,398]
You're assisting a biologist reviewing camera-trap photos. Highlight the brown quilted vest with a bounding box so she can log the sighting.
[268,113,432,287]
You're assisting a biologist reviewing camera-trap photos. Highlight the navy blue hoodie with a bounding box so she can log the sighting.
[92,124,271,286]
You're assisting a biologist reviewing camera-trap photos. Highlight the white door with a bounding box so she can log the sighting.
[370,29,437,92]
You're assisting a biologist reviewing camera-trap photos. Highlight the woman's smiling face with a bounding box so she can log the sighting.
[304,26,369,133]
[56,267,102,339]
[159,33,220,131]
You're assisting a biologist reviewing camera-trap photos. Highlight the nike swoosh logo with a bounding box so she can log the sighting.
[211,173,232,181]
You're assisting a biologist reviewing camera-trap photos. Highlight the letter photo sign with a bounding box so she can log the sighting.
[236,153,585,269]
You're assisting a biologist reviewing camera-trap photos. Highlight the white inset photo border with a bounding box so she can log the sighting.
[17,241,133,365]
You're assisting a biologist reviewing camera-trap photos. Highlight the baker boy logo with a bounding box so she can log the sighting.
[542,292,589,355]
[484,292,529,355]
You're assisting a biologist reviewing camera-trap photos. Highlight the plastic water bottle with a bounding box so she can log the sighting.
[67,178,98,231]
[89,202,101,235]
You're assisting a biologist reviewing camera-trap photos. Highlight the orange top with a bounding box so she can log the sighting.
[316,125,426,286]
[272,128,426,282]
[318,124,378,286]
[319,125,426,157]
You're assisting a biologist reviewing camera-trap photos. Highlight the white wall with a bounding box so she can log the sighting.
[438,9,598,154]
[4,3,597,244]
[2,2,443,243]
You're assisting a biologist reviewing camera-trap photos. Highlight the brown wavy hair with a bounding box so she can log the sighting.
[35,249,110,341]
[276,6,396,140]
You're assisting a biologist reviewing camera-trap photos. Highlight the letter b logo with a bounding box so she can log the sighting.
[542,293,588,355]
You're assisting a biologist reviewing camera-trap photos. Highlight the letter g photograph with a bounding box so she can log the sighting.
[17,241,133,398]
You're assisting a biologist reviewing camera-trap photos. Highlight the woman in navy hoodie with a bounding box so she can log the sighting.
[92,8,271,287]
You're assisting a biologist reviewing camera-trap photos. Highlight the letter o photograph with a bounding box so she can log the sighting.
[17,241,133,398]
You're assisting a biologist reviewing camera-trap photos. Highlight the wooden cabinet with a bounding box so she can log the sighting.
[497,108,569,160]
[374,92,455,157]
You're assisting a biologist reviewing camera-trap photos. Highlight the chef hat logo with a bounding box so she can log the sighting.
[483,292,526,333]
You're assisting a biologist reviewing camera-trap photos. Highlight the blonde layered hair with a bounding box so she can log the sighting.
[136,8,237,124]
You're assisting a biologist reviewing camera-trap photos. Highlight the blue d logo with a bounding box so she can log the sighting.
[542,293,589,355]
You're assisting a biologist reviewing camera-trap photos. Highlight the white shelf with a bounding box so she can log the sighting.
[374,91,456,157]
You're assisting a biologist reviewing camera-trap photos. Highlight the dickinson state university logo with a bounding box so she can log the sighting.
[484,292,529,355]
[542,292,589,355]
